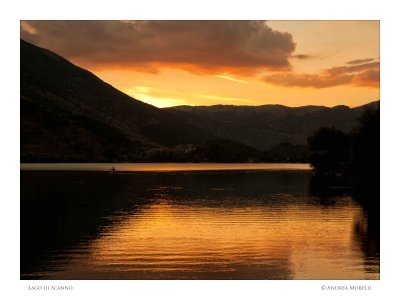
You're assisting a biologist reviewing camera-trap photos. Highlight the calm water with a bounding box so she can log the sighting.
[20,164,379,280]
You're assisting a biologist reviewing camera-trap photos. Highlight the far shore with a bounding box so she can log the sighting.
[20,162,312,172]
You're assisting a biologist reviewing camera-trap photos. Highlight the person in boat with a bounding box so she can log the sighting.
[110,166,116,173]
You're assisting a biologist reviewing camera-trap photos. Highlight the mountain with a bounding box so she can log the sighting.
[20,39,379,162]
[20,39,215,162]
[164,101,379,150]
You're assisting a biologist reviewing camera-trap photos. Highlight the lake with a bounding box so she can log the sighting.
[20,163,379,280]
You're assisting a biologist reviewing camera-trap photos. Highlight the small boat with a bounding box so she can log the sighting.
[109,166,116,175]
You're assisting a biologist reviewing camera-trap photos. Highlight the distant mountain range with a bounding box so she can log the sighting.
[164,102,379,150]
[20,39,379,162]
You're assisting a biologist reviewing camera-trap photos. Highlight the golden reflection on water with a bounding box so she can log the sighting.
[52,198,378,279]
[21,170,379,280]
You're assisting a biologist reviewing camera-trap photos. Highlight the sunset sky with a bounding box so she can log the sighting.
[20,20,379,108]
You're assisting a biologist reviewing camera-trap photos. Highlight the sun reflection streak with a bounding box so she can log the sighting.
[52,198,377,279]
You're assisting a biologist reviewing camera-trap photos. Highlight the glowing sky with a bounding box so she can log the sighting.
[20,20,379,108]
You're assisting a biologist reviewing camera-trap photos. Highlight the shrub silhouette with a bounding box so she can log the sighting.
[307,127,350,175]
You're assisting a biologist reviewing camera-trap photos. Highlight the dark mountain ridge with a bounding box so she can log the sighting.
[20,39,379,162]
[21,39,215,146]
[21,39,216,161]
[164,101,379,150]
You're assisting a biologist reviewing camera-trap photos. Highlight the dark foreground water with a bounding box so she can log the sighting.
[20,166,379,280]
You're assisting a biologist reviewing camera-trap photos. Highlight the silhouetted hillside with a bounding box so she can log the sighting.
[21,39,215,162]
[260,143,309,163]
[21,39,379,162]
[165,102,379,150]
[191,139,260,162]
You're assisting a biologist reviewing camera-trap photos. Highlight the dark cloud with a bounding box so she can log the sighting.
[346,58,375,65]
[263,61,379,88]
[291,54,313,60]
[20,20,296,75]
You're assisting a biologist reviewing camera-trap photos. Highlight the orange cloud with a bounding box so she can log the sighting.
[263,61,379,88]
[20,21,296,76]
[20,21,37,35]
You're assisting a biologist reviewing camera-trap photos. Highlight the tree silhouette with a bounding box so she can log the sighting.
[307,127,350,175]
[351,107,380,206]
[307,105,380,210]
